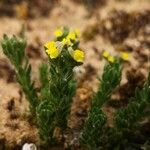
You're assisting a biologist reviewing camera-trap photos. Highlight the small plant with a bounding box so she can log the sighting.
[37,27,84,144]
[80,57,122,150]
[1,28,85,145]
[80,50,150,150]
[1,35,38,115]
[112,72,150,149]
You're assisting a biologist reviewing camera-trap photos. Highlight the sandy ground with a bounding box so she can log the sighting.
[0,0,149,149]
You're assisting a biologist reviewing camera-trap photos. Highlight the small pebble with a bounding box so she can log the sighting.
[22,143,37,150]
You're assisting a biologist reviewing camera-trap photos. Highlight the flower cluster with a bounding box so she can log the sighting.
[44,28,84,63]
[37,28,85,144]
[44,41,60,59]
[103,50,129,63]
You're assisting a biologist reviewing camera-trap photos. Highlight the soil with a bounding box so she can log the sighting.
[0,0,150,149]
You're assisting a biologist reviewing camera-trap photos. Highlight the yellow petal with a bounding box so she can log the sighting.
[103,51,110,58]
[121,52,129,61]
[54,28,63,37]
[73,50,85,62]
[62,38,67,45]
[62,37,72,46]
[46,47,59,59]
[74,28,81,36]
[44,41,56,49]
[67,32,76,40]
[108,56,115,63]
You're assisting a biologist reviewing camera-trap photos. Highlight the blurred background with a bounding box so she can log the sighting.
[0,0,149,148]
[0,0,149,71]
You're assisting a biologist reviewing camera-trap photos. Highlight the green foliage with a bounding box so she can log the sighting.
[1,34,26,67]
[39,63,49,88]
[39,63,50,101]
[1,35,38,115]
[80,59,122,150]
[80,60,150,150]
[1,28,84,145]
[1,31,149,149]
[37,57,77,143]
[38,63,52,143]
[36,28,83,144]
[48,59,77,130]
[80,108,107,149]
[111,72,150,148]
[92,59,122,107]
[36,100,56,145]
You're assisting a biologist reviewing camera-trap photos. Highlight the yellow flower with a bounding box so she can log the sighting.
[44,41,56,49]
[73,49,85,62]
[62,30,79,46]
[44,41,59,59]
[67,32,76,41]
[121,52,129,61]
[62,38,72,45]
[74,28,80,37]
[62,38,67,45]
[103,51,110,58]
[108,56,115,63]
[46,47,59,59]
[54,28,63,37]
